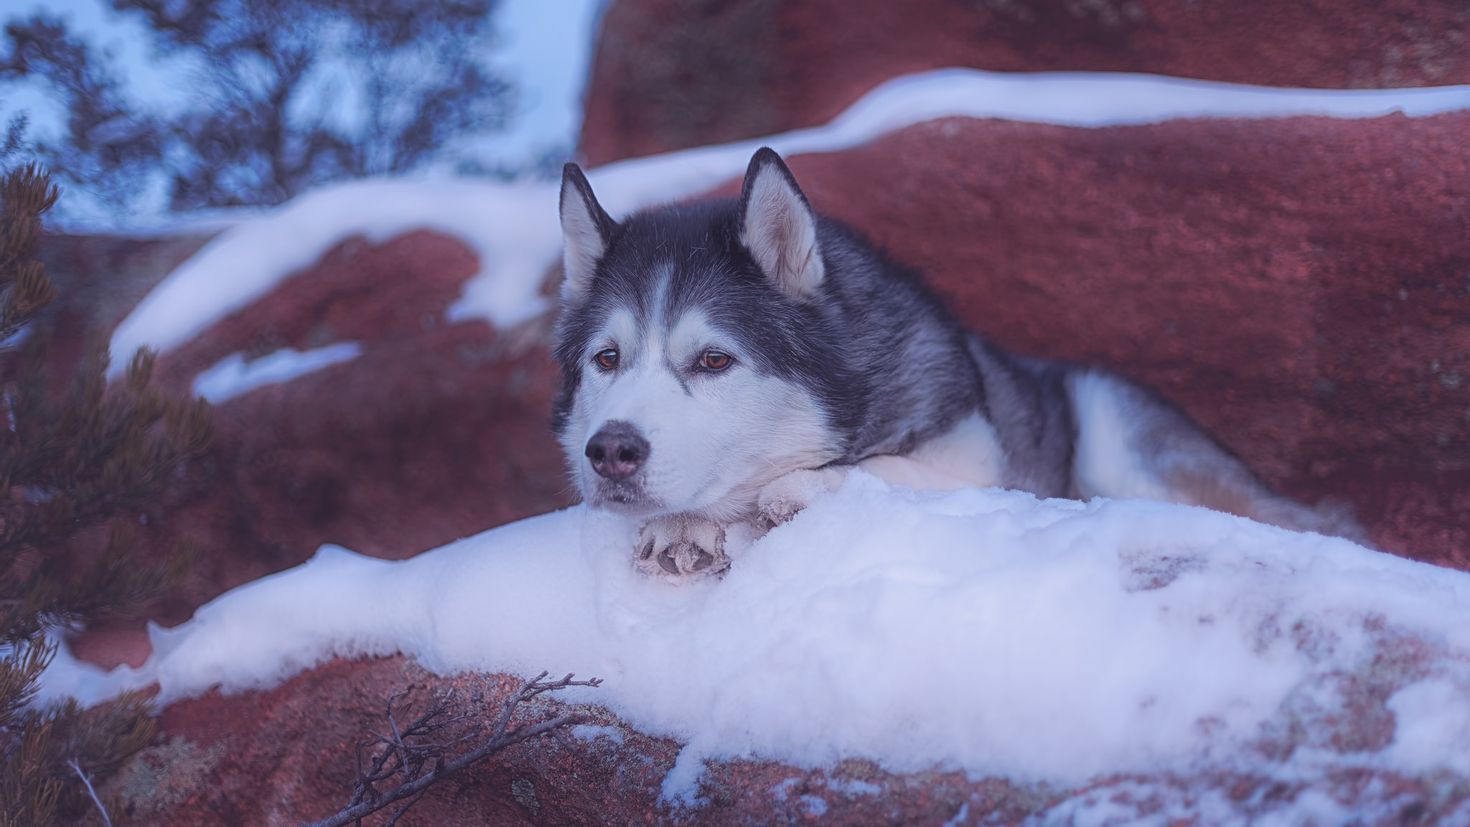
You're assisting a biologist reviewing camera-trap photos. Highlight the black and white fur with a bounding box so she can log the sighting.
[553,148,1359,578]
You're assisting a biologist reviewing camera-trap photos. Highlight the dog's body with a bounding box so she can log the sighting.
[553,148,1357,577]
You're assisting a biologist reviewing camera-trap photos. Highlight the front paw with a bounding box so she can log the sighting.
[756,467,846,530]
[635,516,729,580]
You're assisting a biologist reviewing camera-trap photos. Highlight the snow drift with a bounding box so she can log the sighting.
[42,474,1470,801]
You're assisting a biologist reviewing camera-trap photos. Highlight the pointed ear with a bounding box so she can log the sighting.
[559,163,617,303]
[739,147,825,299]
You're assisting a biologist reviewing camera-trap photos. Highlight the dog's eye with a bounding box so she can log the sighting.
[593,348,619,371]
[698,350,733,372]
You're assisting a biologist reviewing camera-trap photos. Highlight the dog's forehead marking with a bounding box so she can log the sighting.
[591,255,738,362]
[587,307,643,368]
[649,259,675,329]
[666,308,722,357]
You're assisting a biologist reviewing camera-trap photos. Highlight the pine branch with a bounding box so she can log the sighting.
[0,161,207,825]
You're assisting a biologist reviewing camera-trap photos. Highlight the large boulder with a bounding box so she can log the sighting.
[580,0,1470,164]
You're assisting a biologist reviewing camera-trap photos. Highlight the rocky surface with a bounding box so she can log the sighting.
[103,656,1470,825]
[580,0,1470,164]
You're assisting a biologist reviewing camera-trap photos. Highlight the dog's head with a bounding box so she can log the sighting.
[551,148,850,521]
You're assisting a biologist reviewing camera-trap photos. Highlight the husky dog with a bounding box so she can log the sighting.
[552,147,1358,578]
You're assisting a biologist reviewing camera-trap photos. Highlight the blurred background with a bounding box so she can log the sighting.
[1,0,601,226]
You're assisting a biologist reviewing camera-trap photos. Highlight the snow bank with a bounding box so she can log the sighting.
[106,69,1470,375]
[191,342,363,403]
[41,474,1470,799]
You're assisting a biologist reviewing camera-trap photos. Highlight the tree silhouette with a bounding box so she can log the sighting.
[1,0,513,215]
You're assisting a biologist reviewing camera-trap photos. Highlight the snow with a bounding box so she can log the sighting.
[826,778,881,796]
[39,472,1470,803]
[105,68,1470,375]
[569,723,625,745]
[1384,679,1470,776]
[191,343,363,403]
[1042,777,1424,827]
[798,795,829,817]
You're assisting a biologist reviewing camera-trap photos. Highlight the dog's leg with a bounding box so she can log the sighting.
[634,514,730,580]
[756,413,1007,529]
[756,466,850,529]
[1065,369,1366,542]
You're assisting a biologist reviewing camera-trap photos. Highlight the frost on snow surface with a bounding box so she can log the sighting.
[105,69,1470,375]
[40,473,1470,803]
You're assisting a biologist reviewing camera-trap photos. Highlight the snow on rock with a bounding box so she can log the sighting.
[107,179,559,372]
[104,69,1470,374]
[580,0,1470,164]
[191,342,362,403]
[46,473,1470,805]
[59,229,570,674]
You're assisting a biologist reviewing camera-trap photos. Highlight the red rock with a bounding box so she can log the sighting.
[102,655,1467,825]
[580,0,1470,164]
[68,230,572,663]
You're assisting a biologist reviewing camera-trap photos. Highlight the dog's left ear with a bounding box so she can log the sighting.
[560,163,617,304]
[739,148,825,299]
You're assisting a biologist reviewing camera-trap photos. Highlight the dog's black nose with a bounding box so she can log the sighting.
[585,421,649,480]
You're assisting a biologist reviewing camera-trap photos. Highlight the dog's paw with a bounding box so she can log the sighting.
[634,516,729,580]
[755,467,846,531]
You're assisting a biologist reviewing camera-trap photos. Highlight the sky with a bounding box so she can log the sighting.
[1,0,603,196]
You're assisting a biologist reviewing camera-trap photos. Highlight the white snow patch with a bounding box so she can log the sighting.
[106,69,1470,375]
[27,640,122,709]
[38,474,1470,804]
[192,342,363,404]
[798,794,829,817]
[827,777,881,797]
[663,743,712,806]
[569,723,625,745]
[1042,777,1422,827]
[1384,679,1470,776]
[1,324,31,350]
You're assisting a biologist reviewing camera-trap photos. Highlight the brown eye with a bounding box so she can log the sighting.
[594,348,619,371]
[699,350,733,372]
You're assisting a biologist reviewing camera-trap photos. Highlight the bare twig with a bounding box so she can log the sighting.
[302,671,601,827]
[68,758,113,827]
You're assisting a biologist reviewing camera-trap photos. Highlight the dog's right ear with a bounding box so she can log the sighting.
[739,147,825,299]
[559,163,617,304]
